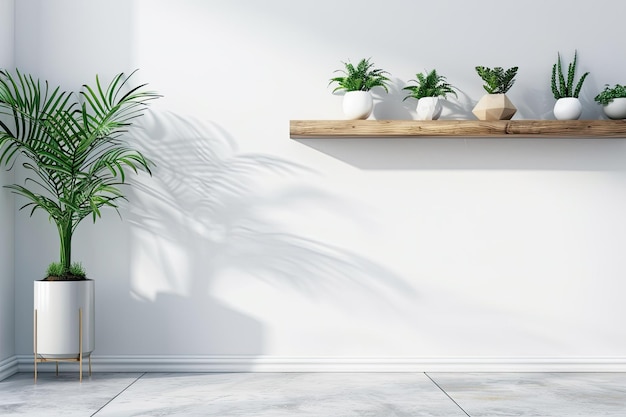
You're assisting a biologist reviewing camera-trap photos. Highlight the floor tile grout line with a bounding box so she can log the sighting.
[90,373,147,417]
[424,372,471,417]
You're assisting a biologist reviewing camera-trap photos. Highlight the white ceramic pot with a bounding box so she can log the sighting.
[602,98,626,119]
[472,94,517,120]
[34,279,95,358]
[416,97,442,120]
[342,91,373,120]
[553,97,582,120]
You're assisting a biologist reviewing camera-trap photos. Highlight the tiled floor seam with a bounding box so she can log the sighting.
[424,372,471,417]
[90,372,147,416]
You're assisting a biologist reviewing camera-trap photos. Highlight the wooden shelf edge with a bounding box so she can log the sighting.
[290,120,626,138]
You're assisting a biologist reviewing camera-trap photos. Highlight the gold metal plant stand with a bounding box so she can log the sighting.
[34,308,92,383]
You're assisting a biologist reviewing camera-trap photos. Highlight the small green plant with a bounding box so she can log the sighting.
[475,66,518,94]
[594,84,626,106]
[402,69,457,101]
[329,58,390,93]
[47,262,86,280]
[551,50,589,99]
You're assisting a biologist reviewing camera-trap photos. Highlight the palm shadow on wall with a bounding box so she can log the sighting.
[121,110,415,356]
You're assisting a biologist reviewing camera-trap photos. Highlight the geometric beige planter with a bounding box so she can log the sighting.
[342,91,374,120]
[472,93,517,120]
[34,279,95,382]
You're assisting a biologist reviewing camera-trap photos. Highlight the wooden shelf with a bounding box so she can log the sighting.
[290,120,626,138]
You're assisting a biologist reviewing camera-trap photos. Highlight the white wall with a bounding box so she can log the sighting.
[12,0,626,370]
[0,0,15,375]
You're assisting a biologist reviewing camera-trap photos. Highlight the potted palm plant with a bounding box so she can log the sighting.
[472,65,518,120]
[551,50,590,120]
[594,84,626,119]
[402,69,457,120]
[0,69,158,378]
[329,57,390,120]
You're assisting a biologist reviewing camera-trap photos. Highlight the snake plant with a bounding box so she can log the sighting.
[551,51,589,99]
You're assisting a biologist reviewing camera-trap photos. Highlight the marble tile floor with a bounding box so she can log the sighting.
[1,371,625,416]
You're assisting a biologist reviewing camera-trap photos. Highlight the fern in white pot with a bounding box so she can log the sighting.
[403,69,457,120]
[329,58,390,119]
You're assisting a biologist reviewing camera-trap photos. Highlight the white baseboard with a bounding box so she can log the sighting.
[15,355,626,373]
[0,356,19,380]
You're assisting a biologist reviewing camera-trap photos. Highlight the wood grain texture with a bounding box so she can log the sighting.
[290,120,626,138]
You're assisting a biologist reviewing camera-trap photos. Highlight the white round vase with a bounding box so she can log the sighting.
[34,279,95,358]
[342,91,373,120]
[553,97,582,120]
[602,98,626,119]
[416,97,442,120]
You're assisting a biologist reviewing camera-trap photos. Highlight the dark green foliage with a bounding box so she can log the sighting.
[594,84,626,105]
[46,261,86,280]
[329,58,390,93]
[0,69,160,279]
[402,69,457,101]
[475,66,518,94]
[551,51,589,99]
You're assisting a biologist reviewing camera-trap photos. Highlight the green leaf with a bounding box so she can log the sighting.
[403,69,457,101]
[329,58,390,93]
[0,69,160,273]
[551,50,588,99]
[475,66,517,94]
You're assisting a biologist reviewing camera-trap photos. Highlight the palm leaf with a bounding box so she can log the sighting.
[0,69,160,276]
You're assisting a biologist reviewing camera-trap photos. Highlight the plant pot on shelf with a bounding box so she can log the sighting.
[602,98,626,119]
[472,93,517,121]
[416,97,443,120]
[342,91,373,120]
[553,97,582,120]
[34,279,95,381]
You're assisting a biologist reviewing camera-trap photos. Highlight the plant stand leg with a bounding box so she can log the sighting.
[33,310,37,384]
[79,308,83,383]
[33,307,90,383]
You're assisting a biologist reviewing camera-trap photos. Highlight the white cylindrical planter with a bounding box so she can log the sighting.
[602,98,626,119]
[553,97,582,120]
[34,280,95,358]
[416,97,442,120]
[342,91,373,120]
